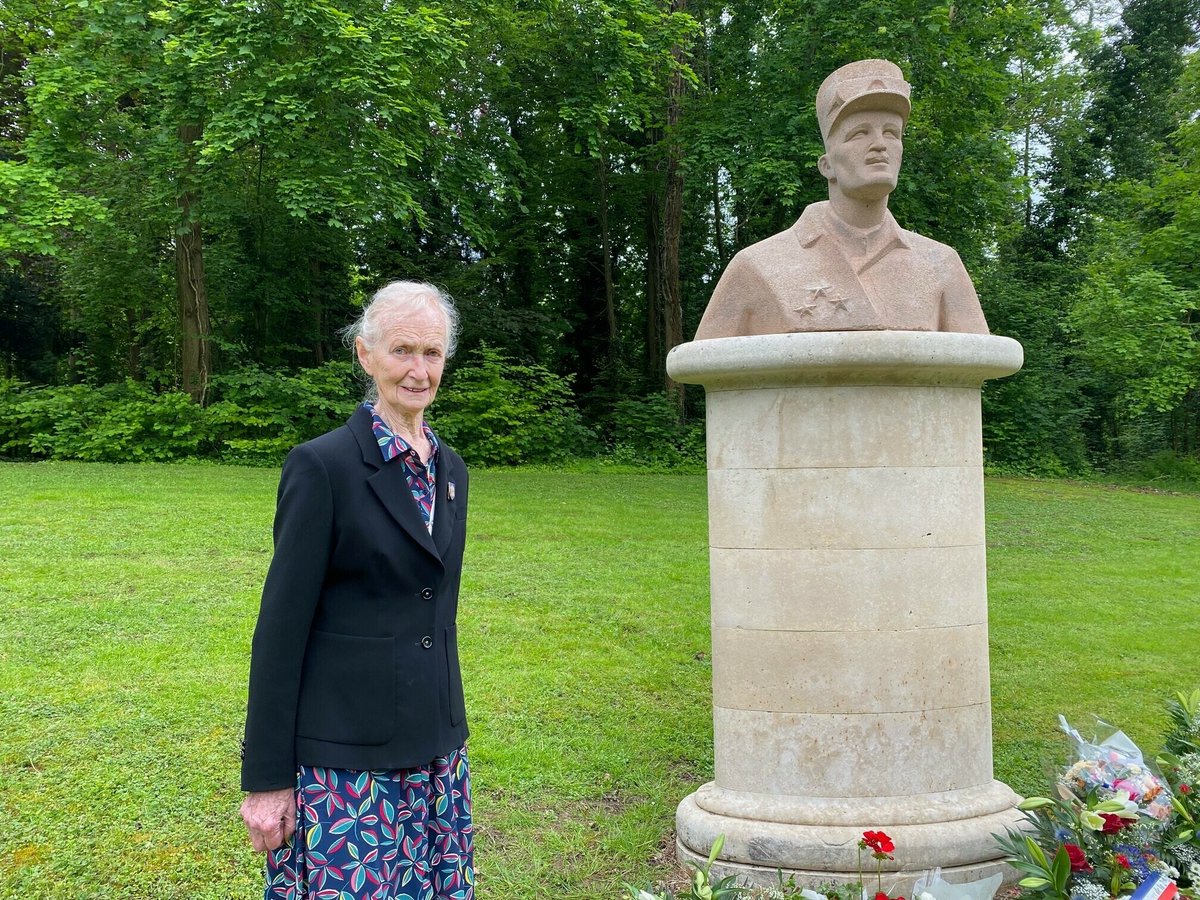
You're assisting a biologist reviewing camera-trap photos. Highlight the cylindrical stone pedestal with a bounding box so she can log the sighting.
[666,331,1025,890]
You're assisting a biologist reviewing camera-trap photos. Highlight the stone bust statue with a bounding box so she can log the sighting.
[694,59,990,340]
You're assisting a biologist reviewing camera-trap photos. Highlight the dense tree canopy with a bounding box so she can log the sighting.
[1,0,1197,470]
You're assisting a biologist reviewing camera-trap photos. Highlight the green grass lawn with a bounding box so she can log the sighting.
[0,463,1196,899]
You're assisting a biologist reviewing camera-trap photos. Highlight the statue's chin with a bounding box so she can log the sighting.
[840,179,897,203]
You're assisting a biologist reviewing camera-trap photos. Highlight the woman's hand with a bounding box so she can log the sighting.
[240,788,296,852]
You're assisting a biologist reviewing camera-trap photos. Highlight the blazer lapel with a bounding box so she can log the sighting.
[350,406,444,565]
[432,451,454,557]
[368,464,442,562]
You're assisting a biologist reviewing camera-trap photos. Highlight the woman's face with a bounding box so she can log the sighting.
[355,305,447,425]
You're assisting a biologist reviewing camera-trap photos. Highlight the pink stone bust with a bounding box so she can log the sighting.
[695,59,989,340]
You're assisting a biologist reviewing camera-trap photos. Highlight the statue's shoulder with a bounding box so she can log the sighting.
[896,224,963,263]
[730,230,800,267]
[728,202,826,268]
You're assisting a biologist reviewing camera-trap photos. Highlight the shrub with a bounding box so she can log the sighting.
[1126,450,1200,487]
[608,394,705,469]
[206,362,358,464]
[433,345,594,466]
[0,363,358,465]
[0,379,207,461]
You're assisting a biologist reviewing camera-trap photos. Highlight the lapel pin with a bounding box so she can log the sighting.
[448,482,456,501]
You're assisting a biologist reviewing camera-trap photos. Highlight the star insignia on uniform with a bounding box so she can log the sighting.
[806,283,832,302]
[825,293,849,311]
[793,301,818,318]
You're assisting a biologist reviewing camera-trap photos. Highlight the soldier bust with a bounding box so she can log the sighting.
[694,59,989,340]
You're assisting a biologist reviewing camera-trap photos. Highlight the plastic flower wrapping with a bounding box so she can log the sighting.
[911,867,1002,900]
[1058,716,1174,823]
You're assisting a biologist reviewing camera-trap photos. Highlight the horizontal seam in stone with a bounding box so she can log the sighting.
[712,622,987,634]
[705,547,988,554]
[705,468,979,475]
[702,384,984,392]
[705,547,979,554]
[711,700,990,716]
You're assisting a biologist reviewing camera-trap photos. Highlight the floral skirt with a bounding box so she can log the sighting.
[265,745,473,900]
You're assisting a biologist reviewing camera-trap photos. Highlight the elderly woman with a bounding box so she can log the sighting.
[239,281,473,900]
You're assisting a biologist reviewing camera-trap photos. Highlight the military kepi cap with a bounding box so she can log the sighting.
[816,59,911,143]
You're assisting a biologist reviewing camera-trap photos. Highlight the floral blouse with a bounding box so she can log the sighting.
[367,404,440,533]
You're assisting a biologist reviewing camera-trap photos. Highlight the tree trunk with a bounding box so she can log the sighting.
[311,257,325,365]
[176,121,211,404]
[732,180,744,249]
[661,0,688,415]
[125,308,141,378]
[712,168,727,267]
[598,138,618,389]
[1020,59,1033,229]
[644,176,663,386]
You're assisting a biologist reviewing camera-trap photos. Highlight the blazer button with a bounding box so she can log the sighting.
[420,587,434,601]
[420,635,433,649]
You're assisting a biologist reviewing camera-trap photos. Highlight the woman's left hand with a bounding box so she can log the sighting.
[240,788,296,852]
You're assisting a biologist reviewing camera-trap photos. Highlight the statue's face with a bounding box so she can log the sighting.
[819,109,904,202]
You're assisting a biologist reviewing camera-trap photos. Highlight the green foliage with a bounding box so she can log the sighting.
[1126,451,1200,488]
[1006,3,1200,468]
[977,253,1092,476]
[206,362,359,464]
[0,378,208,462]
[4,0,1200,474]
[1162,689,1200,757]
[0,362,358,464]
[995,827,1072,899]
[626,834,747,899]
[1069,266,1200,416]
[1002,689,1200,900]
[434,346,594,466]
[1154,689,1200,882]
[609,394,705,469]
[0,360,708,469]
[0,162,105,266]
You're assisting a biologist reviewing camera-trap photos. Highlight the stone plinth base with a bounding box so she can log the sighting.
[666,331,1025,889]
[676,786,1024,890]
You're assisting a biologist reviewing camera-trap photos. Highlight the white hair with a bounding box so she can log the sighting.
[345,280,460,357]
[342,280,460,402]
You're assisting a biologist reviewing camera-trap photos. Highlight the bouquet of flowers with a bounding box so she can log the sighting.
[1058,716,1174,823]
[1156,690,1200,888]
[998,715,1178,900]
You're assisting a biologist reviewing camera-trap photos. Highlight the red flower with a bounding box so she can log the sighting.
[1064,844,1093,872]
[1115,853,1130,869]
[1182,784,1192,795]
[1099,813,1130,834]
[861,830,895,857]
[875,893,890,900]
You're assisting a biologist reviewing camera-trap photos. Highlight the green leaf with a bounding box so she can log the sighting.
[706,833,725,867]
[1019,797,1055,810]
[1024,835,1050,871]
[1051,846,1071,894]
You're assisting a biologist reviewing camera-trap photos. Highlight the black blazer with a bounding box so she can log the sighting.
[241,406,470,792]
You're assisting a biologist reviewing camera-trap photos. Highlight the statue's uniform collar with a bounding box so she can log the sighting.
[793,201,910,271]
